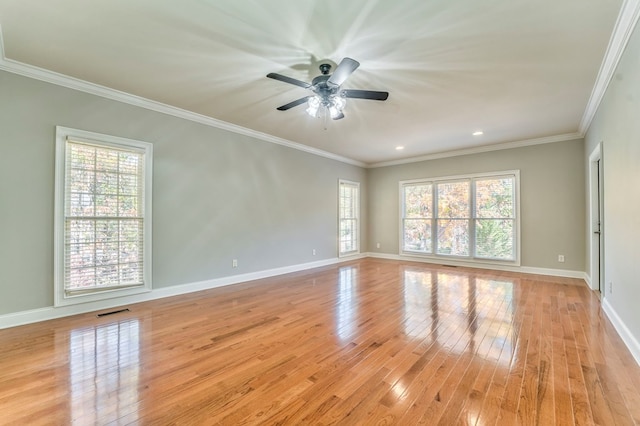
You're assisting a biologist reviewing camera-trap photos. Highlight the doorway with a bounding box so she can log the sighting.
[589,143,603,292]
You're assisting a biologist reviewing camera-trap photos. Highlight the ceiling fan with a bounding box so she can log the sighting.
[267,57,389,120]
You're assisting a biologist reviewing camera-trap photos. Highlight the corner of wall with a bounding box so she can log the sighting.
[602,297,640,366]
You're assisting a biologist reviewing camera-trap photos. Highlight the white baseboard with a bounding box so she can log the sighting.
[0,256,355,330]
[0,252,589,330]
[584,274,593,289]
[602,297,640,367]
[365,252,588,280]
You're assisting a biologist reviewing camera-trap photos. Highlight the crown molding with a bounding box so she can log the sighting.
[0,25,365,168]
[2,0,637,170]
[367,132,583,168]
[579,0,640,134]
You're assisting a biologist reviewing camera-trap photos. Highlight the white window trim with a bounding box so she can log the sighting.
[54,126,153,307]
[399,170,521,266]
[338,179,360,257]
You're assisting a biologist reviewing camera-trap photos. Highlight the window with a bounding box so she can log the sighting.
[339,180,360,256]
[401,171,519,264]
[54,127,153,306]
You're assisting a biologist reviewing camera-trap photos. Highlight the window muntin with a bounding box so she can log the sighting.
[339,180,360,256]
[55,127,152,306]
[401,172,518,263]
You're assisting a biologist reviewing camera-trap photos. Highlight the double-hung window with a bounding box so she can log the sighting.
[54,127,153,306]
[339,180,360,256]
[401,171,519,264]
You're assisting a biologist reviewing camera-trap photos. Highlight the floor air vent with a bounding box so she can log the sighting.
[96,308,130,317]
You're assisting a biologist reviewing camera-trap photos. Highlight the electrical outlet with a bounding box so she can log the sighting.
[558,255,565,263]
[312,249,316,256]
[232,259,238,268]
[376,242,381,249]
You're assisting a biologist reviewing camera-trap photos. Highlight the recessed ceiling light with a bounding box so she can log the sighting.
[472,131,484,136]
[395,146,404,150]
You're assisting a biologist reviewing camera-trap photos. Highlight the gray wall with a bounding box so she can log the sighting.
[584,21,640,343]
[0,65,592,322]
[0,70,367,315]
[367,140,586,271]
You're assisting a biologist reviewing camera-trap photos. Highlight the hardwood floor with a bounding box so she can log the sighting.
[1,258,639,425]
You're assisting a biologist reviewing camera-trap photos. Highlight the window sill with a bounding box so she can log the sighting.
[399,251,520,268]
[54,284,152,307]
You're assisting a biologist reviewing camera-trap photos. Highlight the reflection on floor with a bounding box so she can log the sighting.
[403,269,514,366]
[70,320,140,423]
[1,258,639,424]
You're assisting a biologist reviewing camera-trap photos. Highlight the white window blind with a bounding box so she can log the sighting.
[339,180,360,256]
[55,127,152,306]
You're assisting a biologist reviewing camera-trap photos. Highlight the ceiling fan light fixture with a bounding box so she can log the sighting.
[331,95,346,110]
[328,95,346,119]
[329,105,344,120]
[306,96,321,117]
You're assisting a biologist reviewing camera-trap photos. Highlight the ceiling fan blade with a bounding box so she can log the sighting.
[267,73,312,89]
[342,89,389,101]
[276,96,311,111]
[327,57,360,87]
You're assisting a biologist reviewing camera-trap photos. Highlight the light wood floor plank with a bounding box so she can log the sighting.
[1,259,639,425]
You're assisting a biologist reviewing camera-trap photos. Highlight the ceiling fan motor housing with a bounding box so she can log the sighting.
[311,74,341,100]
[319,63,332,75]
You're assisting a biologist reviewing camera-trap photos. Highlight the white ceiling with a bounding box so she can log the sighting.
[0,0,630,165]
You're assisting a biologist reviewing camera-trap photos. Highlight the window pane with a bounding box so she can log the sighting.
[69,193,94,216]
[96,242,119,266]
[340,219,356,253]
[403,219,432,253]
[69,267,96,290]
[69,169,94,193]
[437,219,469,256]
[96,220,119,243]
[475,219,514,260]
[404,184,432,218]
[119,152,141,174]
[118,196,140,217]
[120,241,141,263]
[95,172,118,195]
[475,178,514,218]
[69,144,95,170]
[339,182,359,255]
[96,265,119,286]
[63,139,147,294]
[68,220,95,244]
[95,194,118,216]
[120,263,141,283]
[120,220,142,242]
[437,181,469,218]
[119,174,139,195]
[96,148,118,172]
[68,243,95,269]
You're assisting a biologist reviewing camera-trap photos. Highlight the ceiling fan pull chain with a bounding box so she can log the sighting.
[323,106,329,130]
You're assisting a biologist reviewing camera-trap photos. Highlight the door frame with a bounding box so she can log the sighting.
[588,142,603,292]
